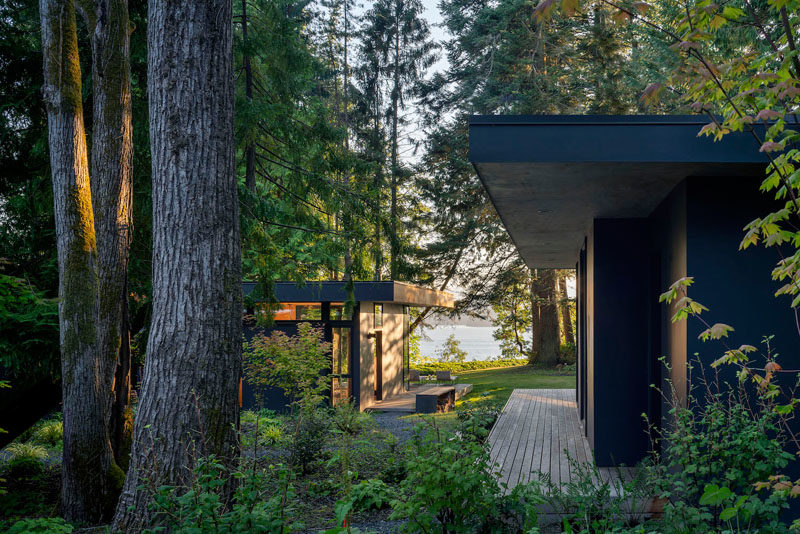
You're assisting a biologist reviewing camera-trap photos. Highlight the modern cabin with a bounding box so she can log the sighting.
[241,281,454,411]
[470,115,799,467]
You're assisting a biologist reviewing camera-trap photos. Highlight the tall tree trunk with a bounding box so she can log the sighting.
[88,0,135,472]
[389,21,400,281]
[537,268,560,366]
[112,1,241,529]
[558,273,575,345]
[530,273,541,362]
[40,0,118,521]
[242,0,256,192]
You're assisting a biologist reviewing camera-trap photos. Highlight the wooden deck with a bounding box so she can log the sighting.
[367,383,473,412]
[488,389,634,492]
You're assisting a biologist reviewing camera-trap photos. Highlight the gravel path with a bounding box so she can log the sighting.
[368,411,418,445]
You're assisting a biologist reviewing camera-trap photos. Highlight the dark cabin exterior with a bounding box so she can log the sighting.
[241,281,453,411]
[470,115,799,467]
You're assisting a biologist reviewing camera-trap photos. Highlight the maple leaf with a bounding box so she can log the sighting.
[760,141,784,153]
[756,109,783,121]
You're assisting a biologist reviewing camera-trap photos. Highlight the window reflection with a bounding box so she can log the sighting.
[331,327,351,405]
[330,302,352,321]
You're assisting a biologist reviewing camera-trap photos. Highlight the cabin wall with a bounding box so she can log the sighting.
[358,301,376,410]
[381,303,406,399]
[587,219,652,466]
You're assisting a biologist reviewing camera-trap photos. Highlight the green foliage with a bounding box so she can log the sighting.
[144,455,300,533]
[455,403,502,442]
[239,410,284,452]
[390,421,503,533]
[537,457,652,533]
[290,406,331,474]
[31,420,62,449]
[244,323,332,408]
[0,275,59,384]
[649,388,793,532]
[491,267,533,360]
[435,333,468,363]
[413,358,526,375]
[348,478,394,512]
[5,442,47,462]
[6,517,73,533]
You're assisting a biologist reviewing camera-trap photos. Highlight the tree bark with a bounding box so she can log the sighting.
[39,0,118,522]
[537,268,560,366]
[87,0,135,471]
[530,273,541,362]
[558,273,575,345]
[112,1,242,530]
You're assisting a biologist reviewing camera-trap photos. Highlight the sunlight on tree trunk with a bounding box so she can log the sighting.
[39,0,119,521]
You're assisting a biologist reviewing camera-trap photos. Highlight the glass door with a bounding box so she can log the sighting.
[330,326,351,406]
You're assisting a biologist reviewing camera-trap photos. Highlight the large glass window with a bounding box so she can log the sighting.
[331,327,351,406]
[271,302,321,321]
[330,302,352,321]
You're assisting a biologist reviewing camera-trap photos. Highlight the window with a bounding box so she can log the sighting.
[271,302,321,321]
[374,303,383,327]
[330,302,352,321]
[331,327,351,406]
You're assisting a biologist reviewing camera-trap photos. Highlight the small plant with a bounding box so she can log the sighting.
[391,419,504,532]
[144,455,300,533]
[32,420,62,448]
[6,517,73,533]
[349,478,393,512]
[244,322,332,408]
[456,403,502,442]
[5,442,47,462]
[290,406,331,473]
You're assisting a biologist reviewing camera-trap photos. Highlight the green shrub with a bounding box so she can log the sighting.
[349,478,393,512]
[7,517,73,533]
[244,322,331,408]
[145,455,300,533]
[0,275,59,384]
[559,342,576,364]
[5,442,47,462]
[414,358,526,375]
[648,388,793,533]
[240,410,284,452]
[290,406,330,473]
[455,403,502,442]
[32,420,62,448]
[391,420,504,533]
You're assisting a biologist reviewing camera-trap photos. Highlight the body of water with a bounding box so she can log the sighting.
[418,325,510,361]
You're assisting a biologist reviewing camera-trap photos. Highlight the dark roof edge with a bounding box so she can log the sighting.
[469,114,800,126]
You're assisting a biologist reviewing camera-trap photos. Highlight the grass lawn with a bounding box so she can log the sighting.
[402,365,575,427]
[455,365,576,409]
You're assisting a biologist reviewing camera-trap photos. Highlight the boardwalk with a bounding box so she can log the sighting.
[488,388,634,493]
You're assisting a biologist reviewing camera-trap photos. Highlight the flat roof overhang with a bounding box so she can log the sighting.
[242,281,454,308]
[470,115,771,269]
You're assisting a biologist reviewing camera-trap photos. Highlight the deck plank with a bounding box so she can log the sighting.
[488,389,630,494]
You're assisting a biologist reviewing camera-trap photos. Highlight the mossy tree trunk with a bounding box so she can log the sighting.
[39,0,119,522]
[85,0,135,471]
[112,1,242,529]
[537,268,560,366]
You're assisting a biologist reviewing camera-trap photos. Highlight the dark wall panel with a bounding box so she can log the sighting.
[590,219,652,466]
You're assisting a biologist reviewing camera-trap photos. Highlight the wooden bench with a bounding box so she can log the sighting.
[416,386,456,414]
